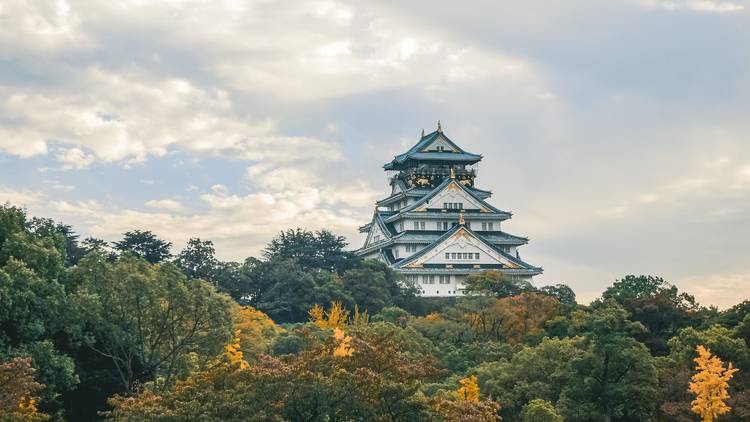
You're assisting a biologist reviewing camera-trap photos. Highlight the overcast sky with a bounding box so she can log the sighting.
[1,0,749,306]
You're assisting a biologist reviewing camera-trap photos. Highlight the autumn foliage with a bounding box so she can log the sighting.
[0,357,48,421]
[689,345,739,422]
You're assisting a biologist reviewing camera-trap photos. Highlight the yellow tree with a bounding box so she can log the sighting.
[457,375,480,402]
[233,305,282,358]
[689,345,738,422]
[332,327,354,357]
[308,301,350,329]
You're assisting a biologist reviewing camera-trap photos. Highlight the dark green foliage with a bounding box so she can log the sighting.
[112,230,172,263]
[342,259,419,315]
[174,237,219,282]
[539,284,577,306]
[603,275,700,356]
[263,228,360,274]
[560,302,658,421]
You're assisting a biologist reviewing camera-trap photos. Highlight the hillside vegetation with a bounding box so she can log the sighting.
[1,204,748,421]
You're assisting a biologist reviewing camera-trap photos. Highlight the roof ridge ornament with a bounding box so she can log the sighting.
[437,120,442,133]
[458,210,465,225]
[450,167,456,180]
[421,128,425,138]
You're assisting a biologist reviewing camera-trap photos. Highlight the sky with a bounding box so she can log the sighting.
[1,0,749,307]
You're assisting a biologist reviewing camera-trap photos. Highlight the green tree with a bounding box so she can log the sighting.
[263,228,360,274]
[174,238,219,283]
[521,399,563,422]
[476,337,582,420]
[464,270,534,298]
[112,230,172,263]
[603,275,699,355]
[539,284,577,306]
[342,259,419,315]
[559,302,658,422]
[71,255,233,392]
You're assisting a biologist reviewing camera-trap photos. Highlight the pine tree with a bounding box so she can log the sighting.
[689,345,738,422]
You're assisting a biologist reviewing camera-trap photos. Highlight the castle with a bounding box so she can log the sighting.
[355,122,542,296]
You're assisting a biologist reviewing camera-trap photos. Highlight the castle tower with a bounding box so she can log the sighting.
[355,123,542,297]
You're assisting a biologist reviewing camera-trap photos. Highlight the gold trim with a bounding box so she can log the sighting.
[446,181,461,191]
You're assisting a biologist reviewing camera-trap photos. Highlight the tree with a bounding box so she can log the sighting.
[108,321,441,421]
[71,255,233,392]
[658,325,750,421]
[463,270,534,298]
[457,375,480,402]
[308,301,350,329]
[232,305,281,360]
[603,275,699,356]
[689,345,738,422]
[521,399,563,422]
[476,337,582,420]
[263,228,360,274]
[430,376,500,422]
[174,238,219,283]
[342,259,419,315]
[112,230,172,263]
[538,284,577,306]
[559,302,658,422]
[0,357,48,422]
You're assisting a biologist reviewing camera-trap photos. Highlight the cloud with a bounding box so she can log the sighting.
[56,147,96,170]
[49,180,375,260]
[0,186,42,206]
[145,199,184,211]
[0,68,343,167]
[678,271,750,309]
[645,0,746,13]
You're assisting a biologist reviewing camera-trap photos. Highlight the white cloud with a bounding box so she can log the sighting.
[145,199,184,211]
[0,68,342,166]
[0,186,42,206]
[56,147,96,170]
[49,181,373,260]
[643,0,745,13]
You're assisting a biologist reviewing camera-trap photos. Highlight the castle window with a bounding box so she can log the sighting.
[420,221,425,230]
[482,222,487,231]
[393,249,399,258]
[429,275,435,284]
[413,221,419,230]
[445,252,450,259]
[474,253,480,259]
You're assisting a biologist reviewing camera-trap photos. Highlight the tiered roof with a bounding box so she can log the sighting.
[383,128,482,171]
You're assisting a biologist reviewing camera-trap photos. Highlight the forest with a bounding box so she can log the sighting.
[1,203,748,422]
